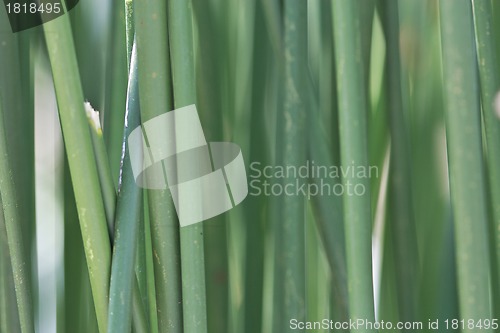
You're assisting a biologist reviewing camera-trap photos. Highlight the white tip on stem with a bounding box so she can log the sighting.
[84,101,102,133]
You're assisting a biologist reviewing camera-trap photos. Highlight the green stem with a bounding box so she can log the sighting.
[380,0,419,325]
[43,15,111,333]
[439,0,492,329]
[273,1,307,332]
[0,205,21,333]
[63,161,99,333]
[307,80,349,324]
[307,0,349,323]
[240,2,271,331]
[0,93,34,333]
[107,42,146,333]
[168,0,208,332]
[135,0,184,331]
[103,0,128,188]
[472,0,500,321]
[332,0,376,327]
[143,197,159,333]
[0,14,36,330]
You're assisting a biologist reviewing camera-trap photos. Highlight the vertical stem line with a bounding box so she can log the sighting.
[439,0,492,329]
[168,0,208,332]
[472,0,500,320]
[0,13,35,333]
[0,93,34,333]
[332,0,376,328]
[103,0,128,188]
[107,42,146,333]
[273,0,307,332]
[380,0,419,325]
[43,15,111,333]
[135,0,184,331]
[0,204,21,333]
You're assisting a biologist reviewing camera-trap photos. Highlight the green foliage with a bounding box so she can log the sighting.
[0,0,499,332]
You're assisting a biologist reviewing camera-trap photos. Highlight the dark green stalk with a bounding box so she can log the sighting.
[135,0,183,331]
[273,1,307,332]
[17,28,37,331]
[439,0,492,328]
[168,0,207,332]
[107,42,146,333]
[260,0,281,56]
[240,2,271,331]
[194,3,231,330]
[43,15,111,333]
[143,197,159,333]
[0,14,36,329]
[0,93,34,333]
[0,13,35,331]
[332,0,376,327]
[103,0,128,187]
[87,44,149,333]
[380,0,419,325]
[307,83,349,324]
[0,205,21,333]
[63,161,98,333]
[306,0,349,323]
[135,204,147,306]
[69,0,105,109]
[472,0,500,320]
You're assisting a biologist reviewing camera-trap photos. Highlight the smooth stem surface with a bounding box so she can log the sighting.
[0,94,34,333]
[0,204,21,333]
[125,0,134,69]
[0,14,30,333]
[307,2,349,321]
[381,0,419,325]
[143,199,160,333]
[472,0,500,318]
[43,15,111,333]
[107,42,146,333]
[241,2,269,330]
[63,165,97,333]
[103,0,128,188]
[273,1,307,332]
[168,0,207,332]
[307,78,349,324]
[0,12,36,323]
[332,0,376,328]
[88,54,148,333]
[135,0,183,331]
[439,0,492,329]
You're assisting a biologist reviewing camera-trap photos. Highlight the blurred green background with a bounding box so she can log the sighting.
[0,0,500,332]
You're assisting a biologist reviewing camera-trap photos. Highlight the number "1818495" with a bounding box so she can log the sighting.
[6,2,61,14]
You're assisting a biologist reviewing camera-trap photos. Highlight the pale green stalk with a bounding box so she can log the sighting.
[439,0,492,329]
[43,15,111,333]
[380,0,419,325]
[168,0,208,332]
[135,0,183,331]
[332,0,376,328]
